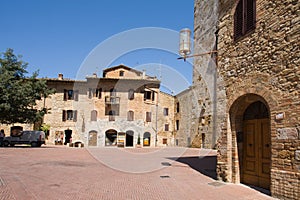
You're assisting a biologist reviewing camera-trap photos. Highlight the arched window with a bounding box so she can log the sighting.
[127,111,134,121]
[234,0,256,40]
[91,110,97,121]
[128,89,135,100]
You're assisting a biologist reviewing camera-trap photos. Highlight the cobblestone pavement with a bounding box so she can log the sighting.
[0,146,276,200]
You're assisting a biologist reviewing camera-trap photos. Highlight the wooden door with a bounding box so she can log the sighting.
[88,131,97,146]
[242,119,270,189]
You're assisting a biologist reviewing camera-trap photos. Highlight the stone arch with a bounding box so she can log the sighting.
[105,129,118,146]
[228,93,271,190]
[143,132,151,146]
[88,130,98,146]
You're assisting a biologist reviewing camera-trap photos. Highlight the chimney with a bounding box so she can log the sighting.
[92,73,97,78]
[58,73,63,80]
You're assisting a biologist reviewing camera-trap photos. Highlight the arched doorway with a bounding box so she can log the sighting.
[143,132,151,146]
[126,131,134,147]
[105,129,117,146]
[88,130,98,146]
[241,101,271,190]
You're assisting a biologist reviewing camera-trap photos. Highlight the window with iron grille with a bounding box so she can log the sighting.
[234,0,256,41]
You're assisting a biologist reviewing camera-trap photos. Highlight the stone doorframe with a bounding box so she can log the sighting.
[229,94,270,184]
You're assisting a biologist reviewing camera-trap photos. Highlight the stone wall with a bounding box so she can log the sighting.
[194,0,299,199]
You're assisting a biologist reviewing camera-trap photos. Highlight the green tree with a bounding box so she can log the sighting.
[0,48,54,124]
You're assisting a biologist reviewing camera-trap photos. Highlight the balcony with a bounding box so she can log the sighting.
[105,96,120,104]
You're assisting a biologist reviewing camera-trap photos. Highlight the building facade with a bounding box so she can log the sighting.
[193,0,299,199]
[2,65,175,148]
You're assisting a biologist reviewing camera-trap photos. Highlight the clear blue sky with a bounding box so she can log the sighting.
[0,0,194,94]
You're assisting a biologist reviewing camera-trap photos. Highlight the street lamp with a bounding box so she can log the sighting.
[178,28,218,61]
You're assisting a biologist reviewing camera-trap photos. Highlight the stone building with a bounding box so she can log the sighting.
[192,0,299,199]
[2,65,175,147]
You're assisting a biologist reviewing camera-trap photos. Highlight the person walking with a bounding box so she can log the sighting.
[0,129,5,147]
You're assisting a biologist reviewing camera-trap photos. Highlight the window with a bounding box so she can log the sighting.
[163,108,169,116]
[165,124,169,131]
[163,138,167,145]
[89,88,102,99]
[91,110,97,121]
[128,89,135,100]
[127,111,134,121]
[144,90,155,101]
[234,0,256,40]
[64,90,78,101]
[119,70,124,76]
[108,110,115,121]
[62,110,77,122]
[176,102,180,113]
[105,104,119,116]
[146,112,152,122]
[110,88,116,97]
[176,120,179,130]
[96,88,102,99]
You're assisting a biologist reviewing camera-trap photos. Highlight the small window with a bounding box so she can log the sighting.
[91,110,97,121]
[144,90,155,101]
[163,108,169,116]
[110,88,116,97]
[176,120,179,130]
[108,110,115,121]
[163,138,167,145]
[96,88,102,99]
[64,90,78,101]
[176,102,180,113]
[127,111,134,121]
[146,112,151,122]
[165,124,169,131]
[234,0,256,40]
[62,110,77,122]
[128,89,135,100]
[119,71,124,76]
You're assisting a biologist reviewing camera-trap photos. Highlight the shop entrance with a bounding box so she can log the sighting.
[105,129,117,146]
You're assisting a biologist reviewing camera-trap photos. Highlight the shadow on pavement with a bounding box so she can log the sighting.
[169,155,217,180]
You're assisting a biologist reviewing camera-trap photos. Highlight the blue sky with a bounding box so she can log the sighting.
[0,0,194,94]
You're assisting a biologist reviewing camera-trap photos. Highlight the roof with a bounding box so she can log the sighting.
[103,64,143,76]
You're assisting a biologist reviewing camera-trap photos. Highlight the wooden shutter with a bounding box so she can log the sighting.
[63,89,67,101]
[146,112,151,122]
[127,111,134,121]
[62,110,67,121]
[91,110,97,121]
[234,0,244,40]
[246,0,256,32]
[165,124,169,131]
[74,90,79,101]
[73,110,77,122]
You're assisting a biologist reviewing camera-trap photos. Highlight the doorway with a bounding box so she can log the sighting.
[105,129,117,146]
[241,101,271,190]
[126,131,134,147]
[64,129,72,145]
[88,130,98,146]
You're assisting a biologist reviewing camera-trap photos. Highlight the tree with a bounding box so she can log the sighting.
[0,48,55,124]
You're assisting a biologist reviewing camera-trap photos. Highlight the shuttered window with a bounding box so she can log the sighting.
[146,112,151,122]
[127,111,134,121]
[234,0,256,40]
[91,110,97,121]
